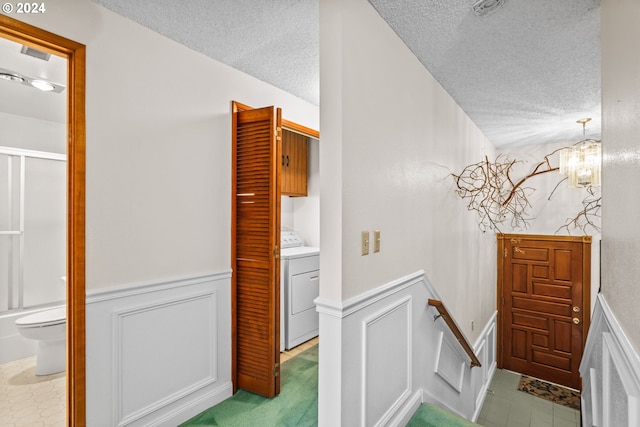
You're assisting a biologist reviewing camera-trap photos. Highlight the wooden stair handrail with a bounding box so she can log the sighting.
[428,299,482,368]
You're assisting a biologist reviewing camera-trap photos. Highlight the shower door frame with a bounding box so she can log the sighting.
[1,147,67,311]
[0,15,86,426]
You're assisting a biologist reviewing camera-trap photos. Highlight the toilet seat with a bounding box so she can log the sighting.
[15,307,66,328]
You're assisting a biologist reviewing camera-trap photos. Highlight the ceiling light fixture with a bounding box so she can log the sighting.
[472,0,507,17]
[0,67,65,93]
[30,79,56,91]
[559,118,601,188]
[0,72,26,83]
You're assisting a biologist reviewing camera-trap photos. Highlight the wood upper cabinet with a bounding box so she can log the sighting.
[281,129,308,197]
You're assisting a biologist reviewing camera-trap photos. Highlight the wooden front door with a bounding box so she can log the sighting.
[232,102,281,398]
[497,234,591,390]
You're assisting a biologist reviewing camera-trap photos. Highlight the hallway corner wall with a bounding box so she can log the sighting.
[580,294,640,427]
[316,271,496,426]
[600,0,640,352]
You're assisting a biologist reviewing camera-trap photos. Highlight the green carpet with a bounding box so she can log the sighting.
[407,403,480,427]
[180,345,318,426]
[182,346,477,427]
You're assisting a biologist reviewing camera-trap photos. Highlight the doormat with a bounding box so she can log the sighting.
[517,375,581,410]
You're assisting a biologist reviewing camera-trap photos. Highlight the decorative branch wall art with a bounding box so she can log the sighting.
[452,147,601,235]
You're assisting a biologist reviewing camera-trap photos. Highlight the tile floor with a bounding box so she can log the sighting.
[477,369,580,427]
[0,356,65,427]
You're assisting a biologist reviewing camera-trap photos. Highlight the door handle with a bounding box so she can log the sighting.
[573,317,580,325]
[573,306,581,313]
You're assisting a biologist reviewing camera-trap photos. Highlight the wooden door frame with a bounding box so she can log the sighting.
[0,15,86,425]
[233,101,320,139]
[496,233,591,372]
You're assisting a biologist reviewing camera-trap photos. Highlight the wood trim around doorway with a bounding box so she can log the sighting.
[0,15,86,426]
[232,101,320,139]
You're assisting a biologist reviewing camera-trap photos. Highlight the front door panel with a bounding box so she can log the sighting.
[498,234,591,390]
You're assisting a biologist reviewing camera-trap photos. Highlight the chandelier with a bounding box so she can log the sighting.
[558,118,601,188]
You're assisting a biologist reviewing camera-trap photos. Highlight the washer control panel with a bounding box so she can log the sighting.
[281,230,303,248]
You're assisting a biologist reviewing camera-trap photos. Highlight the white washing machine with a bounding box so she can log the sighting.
[280,231,320,350]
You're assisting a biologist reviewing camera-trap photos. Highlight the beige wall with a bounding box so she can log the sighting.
[600,0,640,351]
[320,0,496,342]
[7,0,319,290]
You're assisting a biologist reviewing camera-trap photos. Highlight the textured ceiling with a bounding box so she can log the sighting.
[94,0,319,106]
[368,0,601,147]
[3,0,601,148]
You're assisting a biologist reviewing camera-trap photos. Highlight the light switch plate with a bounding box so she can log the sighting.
[361,231,369,255]
[374,230,381,253]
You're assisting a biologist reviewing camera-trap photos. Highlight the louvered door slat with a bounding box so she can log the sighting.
[232,104,281,398]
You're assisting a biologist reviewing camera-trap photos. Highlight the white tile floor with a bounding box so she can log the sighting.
[0,356,65,427]
[477,369,580,427]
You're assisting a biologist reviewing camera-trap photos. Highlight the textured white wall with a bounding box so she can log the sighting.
[11,0,319,290]
[320,0,496,342]
[600,0,640,352]
[292,138,320,247]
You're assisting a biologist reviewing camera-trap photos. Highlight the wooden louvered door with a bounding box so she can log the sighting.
[232,102,281,398]
[497,234,591,390]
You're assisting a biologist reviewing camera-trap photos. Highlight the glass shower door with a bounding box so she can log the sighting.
[0,150,66,312]
[0,153,20,311]
[22,156,66,307]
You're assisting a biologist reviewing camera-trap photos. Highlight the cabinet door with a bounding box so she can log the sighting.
[281,130,308,197]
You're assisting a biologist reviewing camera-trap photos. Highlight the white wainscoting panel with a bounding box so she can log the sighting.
[316,270,496,426]
[471,313,496,422]
[434,330,466,393]
[580,294,640,427]
[362,296,412,426]
[86,272,232,427]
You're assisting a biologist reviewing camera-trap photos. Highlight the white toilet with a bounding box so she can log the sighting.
[15,306,66,375]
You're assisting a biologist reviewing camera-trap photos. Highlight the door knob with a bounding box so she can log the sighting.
[573,317,580,325]
[573,306,581,313]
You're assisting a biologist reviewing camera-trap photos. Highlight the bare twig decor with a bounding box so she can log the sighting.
[556,186,602,234]
[453,147,601,234]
